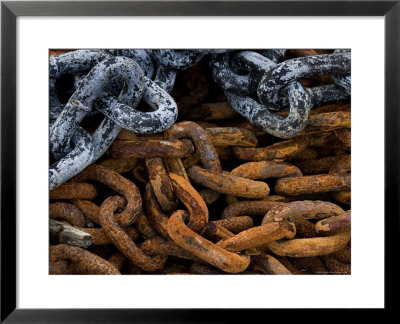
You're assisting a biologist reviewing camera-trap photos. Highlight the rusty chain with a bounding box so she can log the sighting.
[50,49,351,275]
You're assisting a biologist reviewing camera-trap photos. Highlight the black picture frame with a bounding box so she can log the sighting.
[1,0,398,322]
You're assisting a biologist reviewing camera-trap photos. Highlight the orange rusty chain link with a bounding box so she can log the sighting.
[98,195,167,272]
[145,157,177,212]
[167,210,250,273]
[49,48,351,275]
[72,164,142,227]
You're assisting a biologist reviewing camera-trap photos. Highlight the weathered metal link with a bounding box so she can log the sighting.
[231,161,302,179]
[97,77,178,134]
[49,127,94,190]
[225,80,312,138]
[50,56,145,160]
[72,164,142,227]
[205,216,254,235]
[164,121,222,172]
[210,52,259,95]
[205,127,258,147]
[232,50,349,109]
[49,50,111,114]
[99,196,167,272]
[257,52,351,110]
[139,237,199,261]
[169,173,209,235]
[49,50,110,80]
[232,137,309,162]
[275,173,351,195]
[78,227,140,245]
[332,49,351,95]
[167,210,250,273]
[104,49,155,78]
[49,202,86,227]
[71,199,101,224]
[216,221,296,252]
[232,51,275,81]
[50,181,97,200]
[145,158,177,212]
[291,219,317,238]
[187,166,270,199]
[267,230,351,257]
[315,210,351,236]
[151,50,205,70]
[153,64,177,93]
[164,121,222,204]
[144,183,170,239]
[262,200,344,223]
[50,244,120,275]
[221,200,281,219]
[261,49,287,63]
[203,223,235,241]
[90,117,122,163]
[301,111,350,134]
[252,254,292,274]
[108,138,194,158]
[308,84,350,108]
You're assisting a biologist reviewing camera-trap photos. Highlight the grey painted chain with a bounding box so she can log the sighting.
[211,50,350,138]
[49,49,351,189]
[49,51,180,189]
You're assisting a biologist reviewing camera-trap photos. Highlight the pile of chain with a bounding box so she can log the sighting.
[49,49,351,275]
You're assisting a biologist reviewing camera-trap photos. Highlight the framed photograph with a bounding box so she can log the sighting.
[1,0,397,321]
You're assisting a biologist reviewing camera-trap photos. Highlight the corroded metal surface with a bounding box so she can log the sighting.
[231,161,302,179]
[49,48,351,275]
[262,200,344,223]
[188,166,270,199]
[145,158,177,212]
[315,210,351,236]
[98,196,167,272]
[232,138,309,162]
[167,210,250,273]
[252,254,293,275]
[275,174,351,195]
[49,202,86,227]
[221,200,281,219]
[216,221,296,252]
[50,244,120,275]
[267,231,351,257]
[50,181,97,200]
[205,127,258,147]
[78,227,139,245]
[73,164,142,227]
[108,138,194,158]
[169,172,209,235]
